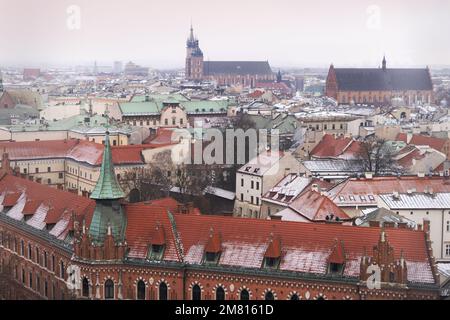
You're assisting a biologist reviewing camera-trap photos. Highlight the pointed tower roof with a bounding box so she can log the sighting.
[90,131,125,200]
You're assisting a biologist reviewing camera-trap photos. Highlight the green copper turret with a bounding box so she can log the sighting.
[88,131,126,244]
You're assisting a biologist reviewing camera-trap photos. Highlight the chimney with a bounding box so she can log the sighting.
[311,184,319,192]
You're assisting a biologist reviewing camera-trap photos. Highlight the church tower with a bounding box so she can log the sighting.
[185,24,204,81]
[382,55,387,70]
[88,131,126,245]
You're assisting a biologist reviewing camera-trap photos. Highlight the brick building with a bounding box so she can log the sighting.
[185,26,275,87]
[0,133,441,300]
[325,57,434,105]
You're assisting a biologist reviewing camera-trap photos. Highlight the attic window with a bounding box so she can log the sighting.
[204,251,220,264]
[349,195,355,201]
[328,262,344,274]
[148,244,165,260]
[263,257,280,269]
[368,195,375,201]
[339,196,345,202]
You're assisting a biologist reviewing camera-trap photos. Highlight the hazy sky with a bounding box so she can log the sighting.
[0,0,449,69]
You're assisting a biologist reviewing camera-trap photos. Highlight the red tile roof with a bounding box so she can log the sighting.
[124,203,182,261]
[0,139,146,166]
[396,133,408,143]
[396,133,448,152]
[328,240,346,264]
[174,214,433,282]
[288,190,351,221]
[143,128,179,147]
[22,199,42,216]
[409,134,448,151]
[310,134,360,159]
[0,173,95,240]
[329,176,450,206]
[264,236,281,258]
[204,230,222,253]
[2,192,21,207]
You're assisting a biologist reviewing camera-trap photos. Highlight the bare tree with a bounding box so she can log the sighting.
[356,138,402,175]
[119,149,215,204]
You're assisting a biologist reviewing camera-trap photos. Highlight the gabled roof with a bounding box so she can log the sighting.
[0,139,147,166]
[287,190,351,222]
[328,240,346,264]
[310,134,361,159]
[0,173,95,241]
[333,68,432,91]
[173,214,434,284]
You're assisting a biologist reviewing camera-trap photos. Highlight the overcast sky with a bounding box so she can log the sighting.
[0,0,449,69]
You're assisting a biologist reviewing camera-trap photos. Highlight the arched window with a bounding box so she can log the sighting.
[82,278,89,297]
[192,284,201,300]
[104,279,114,300]
[265,291,274,300]
[290,294,299,300]
[159,282,168,300]
[240,289,249,300]
[216,287,225,300]
[137,280,146,300]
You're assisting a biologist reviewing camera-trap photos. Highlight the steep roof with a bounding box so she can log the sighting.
[132,212,434,284]
[0,139,146,166]
[90,133,125,200]
[333,68,433,91]
[123,202,435,283]
[288,189,351,222]
[310,134,361,159]
[0,173,95,242]
[204,61,273,76]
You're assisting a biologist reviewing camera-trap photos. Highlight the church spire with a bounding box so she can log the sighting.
[90,131,125,200]
[382,55,387,70]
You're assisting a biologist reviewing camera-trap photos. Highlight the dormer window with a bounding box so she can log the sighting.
[263,257,280,269]
[328,262,344,274]
[328,239,346,275]
[204,251,220,264]
[263,235,281,269]
[148,224,166,261]
[204,228,222,265]
[148,244,165,260]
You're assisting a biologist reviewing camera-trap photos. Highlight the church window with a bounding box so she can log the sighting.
[265,291,275,300]
[104,279,114,299]
[137,280,146,300]
[159,282,168,300]
[216,286,225,300]
[192,284,201,300]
